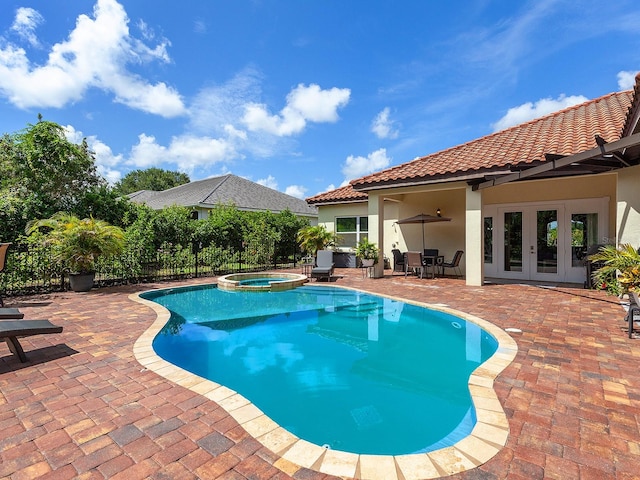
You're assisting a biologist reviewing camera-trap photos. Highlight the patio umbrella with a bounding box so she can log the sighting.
[396,213,451,251]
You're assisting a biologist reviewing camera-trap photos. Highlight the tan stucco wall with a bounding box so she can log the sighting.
[317,201,401,257]
[483,173,618,239]
[317,202,368,241]
[617,164,640,247]
[389,189,467,266]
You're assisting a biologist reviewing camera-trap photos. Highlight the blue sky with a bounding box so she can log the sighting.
[1,0,639,199]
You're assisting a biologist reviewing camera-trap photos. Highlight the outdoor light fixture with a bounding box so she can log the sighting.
[436,208,441,217]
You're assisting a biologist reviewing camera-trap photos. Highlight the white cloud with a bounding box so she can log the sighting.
[189,68,285,158]
[128,133,239,173]
[10,7,43,47]
[284,185,306,199]
[257,175,278,190]
[63,125,123,184]
[242,83,350,136]
[0,0,186,117]
[193,19,207,34]
[341,148,391,182]
[371,107,399,139]
[491,94,588,132]
[617,70,639,90]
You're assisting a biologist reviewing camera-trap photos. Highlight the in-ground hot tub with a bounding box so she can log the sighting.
[217,272,308,292]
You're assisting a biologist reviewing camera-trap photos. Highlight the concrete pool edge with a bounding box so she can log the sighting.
[217,272,308,291]
[130,283,518,480]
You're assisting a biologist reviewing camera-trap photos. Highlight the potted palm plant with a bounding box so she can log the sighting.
[589,243,640,296]
[355,238,379,267]
[27,213,125,292]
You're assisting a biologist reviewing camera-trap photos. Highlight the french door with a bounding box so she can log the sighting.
[484,199,608,283]
[500,206,562,281]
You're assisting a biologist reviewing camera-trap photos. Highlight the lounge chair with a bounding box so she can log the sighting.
[0,243,10,307]
[405,251,425,279]
[391,249,405,275]
[311,250,335,281]
[0,319,63,362]
[0,308,24,319]
[442,250,464,278]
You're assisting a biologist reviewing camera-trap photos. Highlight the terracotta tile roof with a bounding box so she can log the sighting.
[306,183,368,205]
[350,89,633,189]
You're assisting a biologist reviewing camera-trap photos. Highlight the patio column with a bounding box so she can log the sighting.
[368,192,385,278]
[465,186,484,286]
[617,164,640,245]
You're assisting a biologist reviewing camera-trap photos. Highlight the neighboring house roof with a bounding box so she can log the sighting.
[128,174,318,217]
[306,184,368,205]
[127,190,159,203]
[308,79,640,205]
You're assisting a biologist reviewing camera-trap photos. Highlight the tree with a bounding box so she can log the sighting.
[10,116,104,212]
[194,204,246,250]
[0,117,108,241]
[114,168,190,195]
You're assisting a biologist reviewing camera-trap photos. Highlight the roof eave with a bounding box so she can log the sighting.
[307,199,368,206]
[351,170,513,192]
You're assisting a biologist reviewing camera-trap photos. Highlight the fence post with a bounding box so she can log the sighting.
[192,241,201,278]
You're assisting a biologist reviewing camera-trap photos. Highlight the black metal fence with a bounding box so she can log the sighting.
[0,240,301,298]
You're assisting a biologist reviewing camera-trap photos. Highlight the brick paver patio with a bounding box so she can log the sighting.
[1,269,639,479]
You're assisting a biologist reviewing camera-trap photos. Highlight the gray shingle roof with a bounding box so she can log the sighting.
[128,174,318,217]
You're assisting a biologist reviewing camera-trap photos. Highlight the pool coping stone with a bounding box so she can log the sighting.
[131,282,518,480]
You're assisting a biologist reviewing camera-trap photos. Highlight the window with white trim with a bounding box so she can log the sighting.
[336,216,368,248]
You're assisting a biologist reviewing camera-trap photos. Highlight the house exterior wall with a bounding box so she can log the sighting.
[317,202,368,230]
[387,188,467,267]
[315,170,634,284]
[617,164,640,247]
[483,173,618,239]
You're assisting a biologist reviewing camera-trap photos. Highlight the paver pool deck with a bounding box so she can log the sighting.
[1,268,639,479]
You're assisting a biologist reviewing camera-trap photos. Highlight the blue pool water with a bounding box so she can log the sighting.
[143,284,498,455]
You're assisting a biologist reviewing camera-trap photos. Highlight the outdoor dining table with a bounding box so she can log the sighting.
[422,255,444,278]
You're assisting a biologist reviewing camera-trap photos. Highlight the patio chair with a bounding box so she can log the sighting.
[0,319,63,362]
[626,291,640,338]
[422,248,441,278]
[0,243,9,307]
[442,250,464,278]
[391,249,405,275]
[311,250,335,281]
[405,251,425,279]
[422,249,439,267]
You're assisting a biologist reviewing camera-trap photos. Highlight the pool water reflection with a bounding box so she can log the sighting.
[143,284,498,455]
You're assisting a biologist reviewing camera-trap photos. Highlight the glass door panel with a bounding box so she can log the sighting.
[571,213,598,267]
[504,212,522,272]
[484,217,493,264]
[536,210,558,274]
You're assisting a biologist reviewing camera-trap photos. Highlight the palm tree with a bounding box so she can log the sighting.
[27,213,125,274]
[297,225,336,256]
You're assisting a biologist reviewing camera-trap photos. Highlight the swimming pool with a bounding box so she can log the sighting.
[142,284,499,455]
